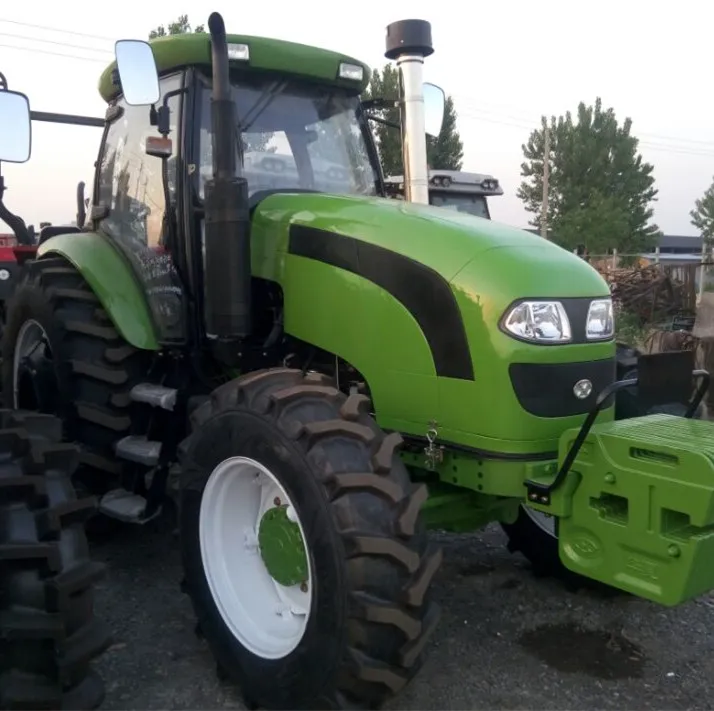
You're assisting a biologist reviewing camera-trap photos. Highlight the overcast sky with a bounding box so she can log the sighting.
[0,0,712,234]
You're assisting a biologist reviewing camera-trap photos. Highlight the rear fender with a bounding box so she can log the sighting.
[37,231,159,350]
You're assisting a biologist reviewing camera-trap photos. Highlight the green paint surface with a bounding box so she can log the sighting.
[258,506,308,587]
[99,32,370,102]
[526,413,714,606]
[37,231,159,350]
[250,192,614,455]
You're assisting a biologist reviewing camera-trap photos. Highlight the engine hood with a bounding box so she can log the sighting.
[252,191,609,295]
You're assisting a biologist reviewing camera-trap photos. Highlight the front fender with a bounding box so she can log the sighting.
[37,231,159,350]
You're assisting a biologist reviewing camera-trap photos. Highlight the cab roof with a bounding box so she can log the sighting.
[98,32,371,103]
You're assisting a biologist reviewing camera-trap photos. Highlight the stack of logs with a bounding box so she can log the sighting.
[598,263,696,325]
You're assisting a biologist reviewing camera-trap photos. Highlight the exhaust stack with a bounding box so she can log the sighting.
[385,19,433,205]
[203,11,252,353]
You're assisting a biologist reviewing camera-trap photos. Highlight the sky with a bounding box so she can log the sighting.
[0,0,712,235]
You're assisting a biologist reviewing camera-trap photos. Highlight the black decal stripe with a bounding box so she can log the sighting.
[288,224,474,380]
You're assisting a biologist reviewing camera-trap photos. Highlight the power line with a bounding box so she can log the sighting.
[0,31,112,55]
[0,17,116,42]
[453,94,714,152]
[456,109,714,158]
[0,41,108,63]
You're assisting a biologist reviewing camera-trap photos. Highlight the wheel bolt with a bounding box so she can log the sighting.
[300,581,308,593]
[273,496,281,506]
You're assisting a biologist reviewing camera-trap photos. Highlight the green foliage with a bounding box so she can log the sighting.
[518,98,661,255]
[361,64,463,176]
[615,308,648,349]
[427,95,463,171]
[148,15,205,39]
[690,176,714,246]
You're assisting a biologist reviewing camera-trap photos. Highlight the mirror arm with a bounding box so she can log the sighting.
[361,97,399,110]
[30,111,104,128]
[365,113,401,130]
[155,87,186,136]
[0,175,32,245]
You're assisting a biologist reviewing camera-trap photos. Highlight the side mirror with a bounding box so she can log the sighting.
[0,90,31,163]
[114,40,160,106]
[423,83,445,139]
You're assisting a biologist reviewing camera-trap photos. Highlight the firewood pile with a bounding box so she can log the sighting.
[598,264,696,324]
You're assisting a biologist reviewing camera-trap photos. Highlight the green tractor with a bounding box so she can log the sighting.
[384,168,504,219]
[1,10,714,711]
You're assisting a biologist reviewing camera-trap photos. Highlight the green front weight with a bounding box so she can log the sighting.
[531,413,714,606]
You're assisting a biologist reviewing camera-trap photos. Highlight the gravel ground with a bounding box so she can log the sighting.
[92,510,714,710]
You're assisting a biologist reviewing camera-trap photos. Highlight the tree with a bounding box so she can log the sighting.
[518,98,661,255]
[148,15,204,39]
[690,177,714,246]
[427,96,463,171]
[361,64,463,176]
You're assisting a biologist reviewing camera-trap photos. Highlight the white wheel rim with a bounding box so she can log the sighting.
[199,456,312,659]
[522,505,557,537]
[12,319,50,410]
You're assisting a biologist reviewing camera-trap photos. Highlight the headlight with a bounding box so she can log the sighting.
[502,301,571,343]
[586,298,614,339]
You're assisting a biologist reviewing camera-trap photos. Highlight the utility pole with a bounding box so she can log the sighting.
[541,124,550,239]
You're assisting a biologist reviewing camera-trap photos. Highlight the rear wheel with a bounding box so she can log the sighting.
[179,368,442,709]
[1,255,149,486]
[0,410,110,709]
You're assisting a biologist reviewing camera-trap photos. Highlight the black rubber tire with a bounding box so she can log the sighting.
[502,365,702,586]
[178,368,442,710]
[0,410,111,709]
[500,507,585,588]
[1,255,150,486]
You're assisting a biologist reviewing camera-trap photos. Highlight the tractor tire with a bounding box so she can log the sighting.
[1,255,149,486]
[502,363,702,587]
[178,368,442,710]
[0,410,110,710]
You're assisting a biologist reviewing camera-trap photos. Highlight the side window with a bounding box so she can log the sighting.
[96,72,186,342]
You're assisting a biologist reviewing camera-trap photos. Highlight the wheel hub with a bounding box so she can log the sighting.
[258,505,308,587]
[198,456,313,659]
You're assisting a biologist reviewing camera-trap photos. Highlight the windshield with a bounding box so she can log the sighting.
[430,192,491,219]
[198,74,379,200]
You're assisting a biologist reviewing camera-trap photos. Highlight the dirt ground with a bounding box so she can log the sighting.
[92,511,714,710]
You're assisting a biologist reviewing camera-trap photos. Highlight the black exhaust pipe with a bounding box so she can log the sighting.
[203,11,251,356]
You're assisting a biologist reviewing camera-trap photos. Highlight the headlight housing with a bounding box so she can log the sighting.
[502,300,572,344]
[586,298,614,340]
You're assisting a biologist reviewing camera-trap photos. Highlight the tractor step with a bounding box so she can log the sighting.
[98,488,161,524]
[115,435,161,466]
[130,383,177,411]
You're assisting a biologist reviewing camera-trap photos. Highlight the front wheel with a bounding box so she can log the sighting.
[178,368,442,710]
